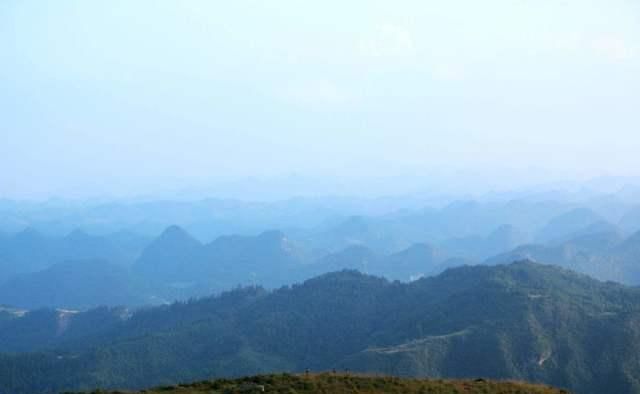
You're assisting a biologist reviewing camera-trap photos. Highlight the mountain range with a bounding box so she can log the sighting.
[487,226,640,284]
[0,227,148,281]
[2,199,640,311]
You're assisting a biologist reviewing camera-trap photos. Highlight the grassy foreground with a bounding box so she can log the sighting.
[78,373,569,394]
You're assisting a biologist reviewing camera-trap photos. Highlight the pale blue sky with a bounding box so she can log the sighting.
[1,1,639,198]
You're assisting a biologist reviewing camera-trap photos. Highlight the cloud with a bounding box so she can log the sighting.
[431,63,465,81]
[591,36,636,62]
[552,33,636,63]
[358,24,416,58]
[277,79,351,106]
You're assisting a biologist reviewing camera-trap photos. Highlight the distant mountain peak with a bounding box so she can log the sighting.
[161,224,188,236]
[157,225,200,245]
[133,225,203,280]
[390,242,437,260]
[328,244,376,259]
[65,228,91,240]
[14,227,43,240]
[536,207,604,244]
[616,229,640,252]
[625,229,640,243]
[337,216,369,231]
[582,220,619,234]
[257,229,286,241]
[492,224,517,233]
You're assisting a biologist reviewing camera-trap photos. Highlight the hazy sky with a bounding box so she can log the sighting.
[2,1,639,199]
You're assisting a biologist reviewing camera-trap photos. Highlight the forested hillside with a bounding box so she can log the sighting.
[0,262,638,394]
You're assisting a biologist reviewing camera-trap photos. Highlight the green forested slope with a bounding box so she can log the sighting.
[0,261,638,394]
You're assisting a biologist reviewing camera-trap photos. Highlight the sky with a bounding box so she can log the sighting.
[1,0,640,199]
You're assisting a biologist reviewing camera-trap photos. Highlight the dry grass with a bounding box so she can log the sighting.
[81,372,570,394]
